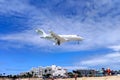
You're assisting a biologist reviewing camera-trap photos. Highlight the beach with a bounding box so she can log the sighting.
[1,76,120,80]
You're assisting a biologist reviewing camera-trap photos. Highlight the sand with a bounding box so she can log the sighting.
[1,76,120,80]
[57,76,120,80]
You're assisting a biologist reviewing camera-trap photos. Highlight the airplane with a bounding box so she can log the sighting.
[36,29,84,45]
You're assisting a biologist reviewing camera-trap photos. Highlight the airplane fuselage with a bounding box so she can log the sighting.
[36,29,83,45]
[41,34,82,41]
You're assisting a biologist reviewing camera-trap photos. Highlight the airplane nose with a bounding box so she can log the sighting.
[78,36,84,40]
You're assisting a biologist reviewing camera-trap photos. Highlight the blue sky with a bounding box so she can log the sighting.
[0,0,120,75]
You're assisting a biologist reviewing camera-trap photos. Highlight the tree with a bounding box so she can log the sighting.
[6,75,12,78]
[31,71,34,77]
[26,72,32,78]
[43,74,51,78]
[73,70,82,77]
[67,72,74,78]
[12,75,17,79]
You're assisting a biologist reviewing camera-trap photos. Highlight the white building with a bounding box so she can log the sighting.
[51,65,67,77]
[30,65,67,77]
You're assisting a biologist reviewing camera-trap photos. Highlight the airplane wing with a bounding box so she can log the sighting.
[50,31,66,44]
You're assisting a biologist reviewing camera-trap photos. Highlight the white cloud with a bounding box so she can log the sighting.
[77,52,120,69]
[0,0,28,14]
[109,45,120,51]
[0,32,53,47]
[0,0,120,52]
[0,0,120,71]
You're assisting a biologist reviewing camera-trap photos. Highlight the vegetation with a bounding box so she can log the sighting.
[1,68,120,78]
[67,72,74,78]
[43,74,52,78]
[0,72,35,78]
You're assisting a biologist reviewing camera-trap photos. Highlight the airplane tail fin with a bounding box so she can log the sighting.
[36,29,47,36]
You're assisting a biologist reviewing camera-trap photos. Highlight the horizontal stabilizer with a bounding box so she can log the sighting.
[36,29,46,35]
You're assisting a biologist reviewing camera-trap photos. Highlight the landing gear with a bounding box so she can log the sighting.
[54,40,61,45]
[57,40,60,45]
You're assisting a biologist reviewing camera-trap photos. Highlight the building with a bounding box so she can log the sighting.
[30,65,67,78]
[30,66,43,77]
[74,69,95,77]
[51,65,67,77]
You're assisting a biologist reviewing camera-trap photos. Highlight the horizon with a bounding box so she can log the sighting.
[1,64,120,75]
[0,0,120,75]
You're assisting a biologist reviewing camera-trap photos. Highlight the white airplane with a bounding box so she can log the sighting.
[36,29,83,45]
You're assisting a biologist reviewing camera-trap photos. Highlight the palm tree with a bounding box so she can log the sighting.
[27,72,32,78]
[31,71,34,77]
